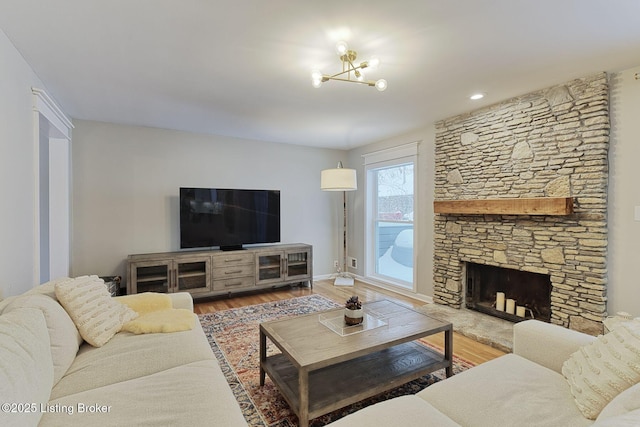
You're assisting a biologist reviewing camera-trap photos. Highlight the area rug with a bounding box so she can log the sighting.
[199,295,475,427]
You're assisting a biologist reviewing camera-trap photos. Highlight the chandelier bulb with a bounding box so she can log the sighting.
[375,79,388,92]
[368,56,380,69]
[311,69,324,88]
[335,40,349,55]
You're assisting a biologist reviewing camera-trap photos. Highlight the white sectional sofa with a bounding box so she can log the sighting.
[0,278,247,427]
[327,319,640,427]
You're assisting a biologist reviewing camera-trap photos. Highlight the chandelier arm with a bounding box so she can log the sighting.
[323,76,376,86]
[326,64,365,80]
[345,58,360,74]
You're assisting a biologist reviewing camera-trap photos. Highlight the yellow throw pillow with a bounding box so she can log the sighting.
[121,309,195,334]
[55,276,138,347]
[562,321,640,419]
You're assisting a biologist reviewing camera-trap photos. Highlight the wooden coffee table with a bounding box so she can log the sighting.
[259,299,453,427]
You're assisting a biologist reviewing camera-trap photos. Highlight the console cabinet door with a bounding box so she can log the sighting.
[256,251,285,285]
[284,248,311,281]
[174,256,211,294]
[129,260,172,294]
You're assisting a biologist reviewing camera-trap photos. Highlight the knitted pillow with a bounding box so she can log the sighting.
[55,275,138,347]
[562,321,640,419]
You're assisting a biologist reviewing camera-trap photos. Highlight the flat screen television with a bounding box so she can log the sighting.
[179,188,280,250]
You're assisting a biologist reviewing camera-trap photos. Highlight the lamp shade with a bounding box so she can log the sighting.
[321,167,357,191]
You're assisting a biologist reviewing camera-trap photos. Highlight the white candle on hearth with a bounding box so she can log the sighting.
[496,292,505,311]
[506,299,516,315]
[516,306,526,317]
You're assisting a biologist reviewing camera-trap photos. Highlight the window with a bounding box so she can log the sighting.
[363,143,418,290]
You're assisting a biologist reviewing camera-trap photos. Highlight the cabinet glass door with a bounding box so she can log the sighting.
[134,263,170,293]
[257,253,283,283]
[286,250,310,279]
[175,259,210,294]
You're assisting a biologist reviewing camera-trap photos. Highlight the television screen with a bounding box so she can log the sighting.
[179,188,280,250]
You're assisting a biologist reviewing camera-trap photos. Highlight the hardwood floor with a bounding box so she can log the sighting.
[194,279,506,365]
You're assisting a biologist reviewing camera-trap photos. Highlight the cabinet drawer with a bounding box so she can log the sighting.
[212,276,255,291]
[212,253,254,267]
[215,263,255,278]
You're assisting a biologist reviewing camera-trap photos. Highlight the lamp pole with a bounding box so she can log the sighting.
[320,161,357,286]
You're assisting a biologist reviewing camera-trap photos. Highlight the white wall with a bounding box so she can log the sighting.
[608,66,640,316]
[71,120,345,282]
[0,30,48,298]
[346,126,436,301]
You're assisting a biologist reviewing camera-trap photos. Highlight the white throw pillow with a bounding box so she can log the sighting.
[0,308,54,427]
[562,321,640,419]
[55,275,138,347]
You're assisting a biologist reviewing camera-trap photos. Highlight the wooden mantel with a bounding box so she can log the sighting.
[433,197,574,216]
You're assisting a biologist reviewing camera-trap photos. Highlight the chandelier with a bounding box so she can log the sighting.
[311,41,387,91]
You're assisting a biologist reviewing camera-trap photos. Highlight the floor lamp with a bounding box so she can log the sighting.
[321,161,357,286]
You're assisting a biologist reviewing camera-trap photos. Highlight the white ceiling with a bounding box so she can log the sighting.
[2,1,640,150]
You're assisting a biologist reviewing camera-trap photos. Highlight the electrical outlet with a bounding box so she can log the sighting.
[333,260,339,268]
[349,257,358,269]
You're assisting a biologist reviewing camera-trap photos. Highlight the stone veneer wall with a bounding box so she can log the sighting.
[433,73,609,335]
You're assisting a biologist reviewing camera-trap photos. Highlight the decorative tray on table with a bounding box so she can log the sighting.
[318,308,388,336]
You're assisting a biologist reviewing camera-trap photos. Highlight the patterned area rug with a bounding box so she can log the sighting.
[199,295,474,426]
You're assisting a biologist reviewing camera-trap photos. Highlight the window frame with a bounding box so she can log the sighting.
[363,142,419,291]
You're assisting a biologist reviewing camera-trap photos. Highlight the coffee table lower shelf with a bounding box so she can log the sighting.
[261,341,450,421]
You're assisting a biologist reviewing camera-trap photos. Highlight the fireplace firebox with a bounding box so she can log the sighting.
[465,262,551,323]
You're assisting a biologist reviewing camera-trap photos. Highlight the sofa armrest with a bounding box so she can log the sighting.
[167,292,194,312]
[513,320,596,374]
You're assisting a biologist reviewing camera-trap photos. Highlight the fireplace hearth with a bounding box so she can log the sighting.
[465,262,551,323]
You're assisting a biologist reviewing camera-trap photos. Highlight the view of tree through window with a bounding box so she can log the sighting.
[373,162,414,286]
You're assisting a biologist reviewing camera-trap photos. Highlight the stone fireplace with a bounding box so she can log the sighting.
[433,73,609,335]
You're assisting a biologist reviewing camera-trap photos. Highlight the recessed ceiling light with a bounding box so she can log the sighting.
[470,93,485,100]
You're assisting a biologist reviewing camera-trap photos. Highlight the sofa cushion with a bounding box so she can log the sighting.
[3,293,82,386]
[592,408,640,427]
[55,275,138,347]
[42,359,246,426]
[596,382,640,422]
[562,322,640,419]
[50,317,215,400]
[325,395,461,427]
[0,308,54,427]
[418,353,592,427]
